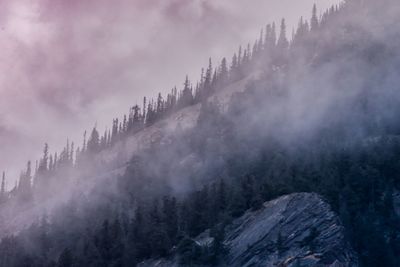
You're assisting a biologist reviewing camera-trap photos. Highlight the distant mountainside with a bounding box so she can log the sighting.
[0,0,400,266]
[0,67,259,237]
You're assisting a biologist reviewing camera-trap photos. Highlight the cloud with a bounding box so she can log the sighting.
[0,0,341,184]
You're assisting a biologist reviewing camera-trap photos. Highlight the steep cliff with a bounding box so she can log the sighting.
[140,193,358,267]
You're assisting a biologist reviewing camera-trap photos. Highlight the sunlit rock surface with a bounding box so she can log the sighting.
[140,193,358,267]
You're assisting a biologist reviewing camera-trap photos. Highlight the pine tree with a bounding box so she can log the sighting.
[209,225,227,264]
[118,121,123,135]
[99,219,112,262]
[147,199,171,257]
[162,196,178,244]
[252,41,258,59]
[203,58,214,98]
[35,143,51,192]
[131,204,147,259]
[271,23,277,48]
[293,17,310,46]
[277,18,289,50]
[100,130,107,148]
[218,58,229,86]
[258,29,264,52]
[237,46,242,66]
[179,76,194,108]
[123,115,127,133]
[70,142,74,165]
[311,4,319,31]
[242,44,251,64]
[82,131,87,153]
[211,70,218,90]
[112,119,119,143]
[187,187,211,237]
[143,97,147,121]
[264,24,273,53]
[156,93,164,115]
[241,175,256,209]
[54,152,58,169]
[107,129,111,145]
[110,218,124,262]
[66,139,70,163]
[0,172,6,203]
[38,143,49,173]
[87,127,100,153]
[73,148,79,166]
[39,215,51,259]
[18,161,32,203]
[49,155,54,171]
[199,68,205,93]
[230,53,239,82]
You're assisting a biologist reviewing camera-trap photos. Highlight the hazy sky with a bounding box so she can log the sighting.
[0,0,341,185]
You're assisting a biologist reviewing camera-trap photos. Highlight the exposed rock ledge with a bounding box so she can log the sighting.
[140,193,358,267]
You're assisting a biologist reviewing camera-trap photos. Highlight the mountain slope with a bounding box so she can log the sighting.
[0,1,400,267]
[0,71,259,237]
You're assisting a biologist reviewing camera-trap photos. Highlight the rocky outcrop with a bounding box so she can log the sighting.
[224,193,358,267]
[139,193,358,267]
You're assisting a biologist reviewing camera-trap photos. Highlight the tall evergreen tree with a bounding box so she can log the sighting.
[82,131,87,153]
[38,143,49,173]
[230,53,239,82]
[258,29,264,52]
[277,18,289,50]
[162,196,178,244]
[0,171,6,203]
[271,23,277,48]
[156,93,164,115]
[111,119,119,143]
[48,155,54,171]
[203,58,214,98]
[237,46,242,66]
[218,58,229,86]
[87,127,100,153]
[18,161,32,203]
[179,76,194,108]
[143,97,147,121]
[311,4,319,31]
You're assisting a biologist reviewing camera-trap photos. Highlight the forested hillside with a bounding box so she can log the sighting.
[0,0,400,266]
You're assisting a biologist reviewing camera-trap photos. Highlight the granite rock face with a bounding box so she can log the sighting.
[139,193,358,267]
[224,193,358,267]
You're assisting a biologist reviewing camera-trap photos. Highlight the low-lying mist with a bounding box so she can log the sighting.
[0,0,400,266]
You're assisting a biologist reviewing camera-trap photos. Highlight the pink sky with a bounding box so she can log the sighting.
[0,0,340,186]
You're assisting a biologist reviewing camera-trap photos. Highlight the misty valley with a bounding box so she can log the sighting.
[1,0,400,266]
